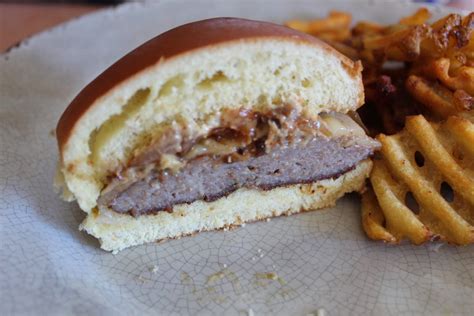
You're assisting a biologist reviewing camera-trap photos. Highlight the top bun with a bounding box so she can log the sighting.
[55,17,364,213]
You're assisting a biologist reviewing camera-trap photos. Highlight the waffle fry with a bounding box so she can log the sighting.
[287,9,474,245]
[362,113,474,245]
[286,9,474,134]
[434,62,474,95]
[406,75,473,118]
[363,24,431,62]
[405,75,460,118]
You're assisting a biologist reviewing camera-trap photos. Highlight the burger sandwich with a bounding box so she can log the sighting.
[55,18,379,252]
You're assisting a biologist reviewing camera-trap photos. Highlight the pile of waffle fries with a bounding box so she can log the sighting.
[287,8,474,245]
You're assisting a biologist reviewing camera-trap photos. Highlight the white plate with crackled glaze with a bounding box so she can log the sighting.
[1,0,473,315]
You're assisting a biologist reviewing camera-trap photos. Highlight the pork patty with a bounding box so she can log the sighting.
[99,135,378,216]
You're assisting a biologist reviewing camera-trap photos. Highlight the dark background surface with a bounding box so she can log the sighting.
[0,1,123,52]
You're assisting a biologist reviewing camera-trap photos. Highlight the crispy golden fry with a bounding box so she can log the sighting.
[446,52,470,74]
[399,8,431,26]
[352,11,471,64]
[420,13,474,58]
[286,9,473,65]
[307,11,351,33]
[363,25,431,61]
[445,114,474,157]
[453,90,474,112]
[412,55,474,92]
[460,13,474,58]
[361,186,397,243]
[324,40,359,60]
[405,75,460,118]
[362,114,474,245]
[444,66,474,95]
[356,11,472,64]
[420,14,461,58]
[407,58,473,118]
[424,58,474,95]
[285,11,351,40]
[353,21,384,36]
[315,28,351,42]
[405,115,474,206]
[371,160,430,244]
[284,19,312,33]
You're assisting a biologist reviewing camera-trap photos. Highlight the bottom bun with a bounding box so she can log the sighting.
[81,159,373,252]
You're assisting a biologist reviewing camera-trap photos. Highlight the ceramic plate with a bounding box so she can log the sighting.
[1,1,473,314]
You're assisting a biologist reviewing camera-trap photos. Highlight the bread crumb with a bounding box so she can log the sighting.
[247,308,255,316]
[266,218,271,222]
[317,308,326,316]
[49,128,56,138]
[136,275,146,283]
[150,265,159,274]
[429,243,445,253]
[206,270,226,284]
[255,272,278,280]
[255,272,286,286]
[306,308,326,316]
